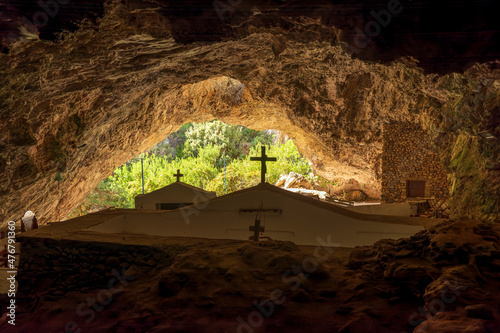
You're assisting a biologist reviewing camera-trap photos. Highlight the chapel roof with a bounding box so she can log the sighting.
[200,182,435,227]
[136,181,216,197]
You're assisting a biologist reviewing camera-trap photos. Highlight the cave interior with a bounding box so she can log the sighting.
[0,0,499,332]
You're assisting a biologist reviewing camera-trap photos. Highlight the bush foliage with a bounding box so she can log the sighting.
[77,121,311,210]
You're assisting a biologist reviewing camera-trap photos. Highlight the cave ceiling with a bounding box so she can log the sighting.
[0,0,499,224]
[2,0,499,73]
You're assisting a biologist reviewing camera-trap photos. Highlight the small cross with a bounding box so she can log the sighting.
[250,146,277,183]
[249,217,265,241]
[174,169,184,182]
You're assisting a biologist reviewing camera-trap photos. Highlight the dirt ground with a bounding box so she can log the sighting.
[1,220,499,332]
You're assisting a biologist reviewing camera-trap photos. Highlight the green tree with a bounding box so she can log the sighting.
[76,122,311,211]
[182,120,274,168]
[107,145,220,207]
[148,123,193,160]
[205,141,311,195]
[183,120,242,163]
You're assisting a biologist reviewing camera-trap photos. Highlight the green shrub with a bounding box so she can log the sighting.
[81,122,311,209]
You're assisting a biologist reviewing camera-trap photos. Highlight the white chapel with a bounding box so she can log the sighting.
[134,169,216,210]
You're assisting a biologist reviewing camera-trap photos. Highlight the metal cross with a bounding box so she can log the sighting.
[250,146,277,183]
[174,169,184,182]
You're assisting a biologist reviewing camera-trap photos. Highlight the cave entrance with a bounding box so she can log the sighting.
[69,120,317,218]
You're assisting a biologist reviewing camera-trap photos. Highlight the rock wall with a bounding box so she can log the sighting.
[382,122,449,203]
[16,236,179,296]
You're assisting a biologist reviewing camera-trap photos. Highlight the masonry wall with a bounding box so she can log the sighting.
[381,122,449,203]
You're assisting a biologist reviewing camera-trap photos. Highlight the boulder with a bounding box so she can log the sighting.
[284,187,329,200]
[344,190,368,202]
[465,304,495,320]
[414,313,486,333]
[275,172,313,190]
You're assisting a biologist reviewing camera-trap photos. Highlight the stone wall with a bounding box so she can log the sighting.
[381,123,449,203]
[17,236,182,296]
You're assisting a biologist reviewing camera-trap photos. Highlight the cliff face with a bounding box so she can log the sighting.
[0,1,499,224]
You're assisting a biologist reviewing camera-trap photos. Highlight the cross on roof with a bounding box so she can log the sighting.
[250,146,276,183]
[174,169,184,182]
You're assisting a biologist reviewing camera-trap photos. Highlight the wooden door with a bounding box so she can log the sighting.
[407,180,426,198]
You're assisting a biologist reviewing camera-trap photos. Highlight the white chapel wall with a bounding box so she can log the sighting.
[135,183,216,209]
[90,189,424,247]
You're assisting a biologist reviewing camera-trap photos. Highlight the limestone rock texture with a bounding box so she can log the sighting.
[3,219,499,331]
[275,172,314,190]
[0,1,499,224]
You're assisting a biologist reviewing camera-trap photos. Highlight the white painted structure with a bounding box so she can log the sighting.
[134,181,216,210]
[345,202,417,217]
[90,183,427,247]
